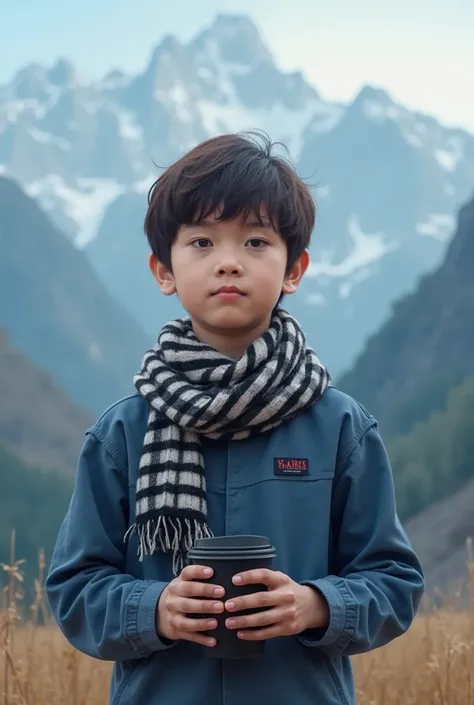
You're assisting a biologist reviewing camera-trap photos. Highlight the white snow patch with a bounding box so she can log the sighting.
[88,342,103,362]
[30,127,71,150]
[134,173,156,194]
[155,79,196,124]
[307,215,398,278]
[26,174,125,248]
[168,82,194,123]
[0,99,46,129]
[339,282,351,299]
[361,98,434,150]
[308,103,344,133]
[416,213,455,241]
[115,107,143,141]
[434,136,464,172]
[0,87,63,130]
[405,132,423,148]
[362,99,402,123]
[45,83,62,109]
[306,292,325,306]
[316,184,331,200]
[100,73,129,90]
[338,267,372,299]
[197,67,214,81]
[226,61,255,76]
[83,100,101,116]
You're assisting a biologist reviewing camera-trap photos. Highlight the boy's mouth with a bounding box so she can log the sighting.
[211,286,247,300]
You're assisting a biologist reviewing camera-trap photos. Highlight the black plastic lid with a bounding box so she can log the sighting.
[194,535,270,550]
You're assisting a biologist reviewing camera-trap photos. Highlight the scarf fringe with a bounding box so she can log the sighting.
[124,517,214,576]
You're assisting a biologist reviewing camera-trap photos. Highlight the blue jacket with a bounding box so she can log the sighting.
[46,387,424,705]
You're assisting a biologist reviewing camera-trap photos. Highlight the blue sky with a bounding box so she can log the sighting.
[1,0,473,131]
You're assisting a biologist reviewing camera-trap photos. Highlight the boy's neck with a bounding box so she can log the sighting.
[191,316,272,359]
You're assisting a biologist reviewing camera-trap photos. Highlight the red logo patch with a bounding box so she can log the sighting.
[274,458,308,476]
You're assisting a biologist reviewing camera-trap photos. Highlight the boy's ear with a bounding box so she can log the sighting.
[282,249,310,295]
[149,253,176,296]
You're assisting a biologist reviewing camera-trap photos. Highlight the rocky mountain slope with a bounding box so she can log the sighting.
[0,176,151,415]
[0,329,91,474]
[0,441,74,588]
[339,193,474,437]
[405,476,474,601]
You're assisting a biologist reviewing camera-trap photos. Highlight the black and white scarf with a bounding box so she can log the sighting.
[126,309,330,574]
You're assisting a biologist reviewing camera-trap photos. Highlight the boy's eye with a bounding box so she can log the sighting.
[191,238,212,248]
[246,238,268,249]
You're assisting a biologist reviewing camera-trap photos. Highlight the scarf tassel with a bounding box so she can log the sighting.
[125,516,214,576]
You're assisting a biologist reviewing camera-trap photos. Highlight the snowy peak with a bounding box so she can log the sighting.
[353,84,391,107]
[132,34,191,108]
[11,64,50,102]
[144,34,188,79]
[48,58,77,88]
[189,14,318,113]
[100,69,129,91]
[191,14,274,70]
[9,59,78,104]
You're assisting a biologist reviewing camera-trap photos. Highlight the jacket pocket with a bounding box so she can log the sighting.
[319,653,351,705]
[111,659,140,705]
[226,474,334,579]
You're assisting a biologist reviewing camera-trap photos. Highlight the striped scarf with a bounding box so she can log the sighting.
[127,309,330,575]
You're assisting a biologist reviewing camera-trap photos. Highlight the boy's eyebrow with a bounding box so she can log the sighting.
[184,215,274,229]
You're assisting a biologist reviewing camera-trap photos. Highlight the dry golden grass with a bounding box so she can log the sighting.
[1,531,474,705]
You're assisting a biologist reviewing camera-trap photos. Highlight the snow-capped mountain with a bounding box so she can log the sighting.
[1,14,473,376]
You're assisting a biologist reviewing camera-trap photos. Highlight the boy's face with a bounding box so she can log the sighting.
[150,212,308,354]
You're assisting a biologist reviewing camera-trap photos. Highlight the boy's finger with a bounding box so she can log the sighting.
[175,580,225,599]
[237,624,284,641]
[224,589,279,613]
[175,615,218,633]
[180,564,214,581]
[175,597,224,615]
[232,568,286,588]
[226,606,285,630]
[180,631,217,648]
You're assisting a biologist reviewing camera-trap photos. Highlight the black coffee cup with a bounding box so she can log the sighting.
[186,535,277,659]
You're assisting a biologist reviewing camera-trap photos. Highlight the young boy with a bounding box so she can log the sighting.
[46,132,424,705]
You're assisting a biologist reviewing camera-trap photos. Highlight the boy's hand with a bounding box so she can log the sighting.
[224,569,329,641]
[157,565,225,647]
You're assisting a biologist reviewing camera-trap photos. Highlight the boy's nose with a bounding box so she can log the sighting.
[215,259,243,276]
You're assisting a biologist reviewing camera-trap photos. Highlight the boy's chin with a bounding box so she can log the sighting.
[201,313,255,330]
[190,309,270,332]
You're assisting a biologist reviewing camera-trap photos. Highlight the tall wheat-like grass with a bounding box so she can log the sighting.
[1,531,473,705]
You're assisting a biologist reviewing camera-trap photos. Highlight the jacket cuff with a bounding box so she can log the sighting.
[297,577,358,650]
[124,581,178,656]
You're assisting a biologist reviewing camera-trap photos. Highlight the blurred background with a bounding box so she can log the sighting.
[1,0,473,602]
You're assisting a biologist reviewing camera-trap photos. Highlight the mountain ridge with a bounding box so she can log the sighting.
[338,192,474,436]
[0,328,92,474]
[1,14,474,376]
[0,175,151,415]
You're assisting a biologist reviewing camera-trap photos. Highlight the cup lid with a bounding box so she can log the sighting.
[193,535,271,550]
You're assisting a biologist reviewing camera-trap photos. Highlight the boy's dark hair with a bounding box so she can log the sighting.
[144,131,315,274]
